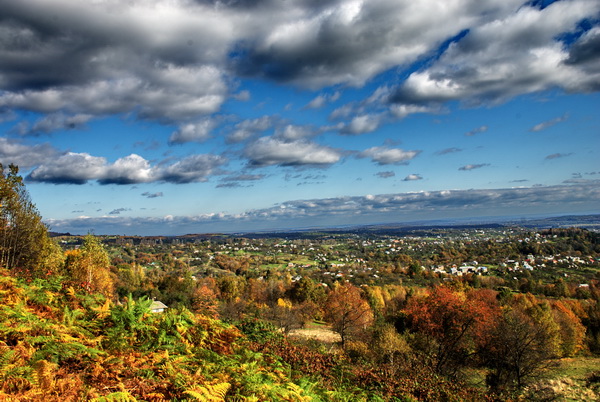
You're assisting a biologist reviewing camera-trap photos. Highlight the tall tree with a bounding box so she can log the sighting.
[483,294,562,391]
[0,164,60,275]
[404,286,500,377]
[64,234,114,297]
[325,282,374,348]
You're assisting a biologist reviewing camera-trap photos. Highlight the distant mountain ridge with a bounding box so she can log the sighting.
[49,214,600,240]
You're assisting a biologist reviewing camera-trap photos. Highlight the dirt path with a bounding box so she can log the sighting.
[288,325,341,344]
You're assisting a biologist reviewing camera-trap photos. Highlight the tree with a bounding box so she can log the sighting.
[370,323,410,369]
[268,298,305,334]
[191,284,219,317]
[325,282,374,348]
[550,300,586,357]
[288,276,325,305]
[404,286,500,377]
[64,234,114,297]
[483,294,562,391]
[0,164,59,275]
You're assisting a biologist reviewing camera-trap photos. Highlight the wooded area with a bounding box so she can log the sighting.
[2,166,600,400]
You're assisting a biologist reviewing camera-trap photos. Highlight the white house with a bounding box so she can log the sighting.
[150,300,168,313]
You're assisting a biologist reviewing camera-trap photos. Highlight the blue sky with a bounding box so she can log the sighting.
[1,0,599,235]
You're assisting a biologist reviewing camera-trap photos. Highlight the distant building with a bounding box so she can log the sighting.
[150,300,168,313]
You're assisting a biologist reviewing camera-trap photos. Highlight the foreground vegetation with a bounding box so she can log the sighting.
[2,163,600,400]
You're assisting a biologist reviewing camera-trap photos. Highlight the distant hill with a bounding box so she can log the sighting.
[48,214,600,241]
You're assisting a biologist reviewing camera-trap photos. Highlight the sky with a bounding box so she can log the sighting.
[0,0,599,235]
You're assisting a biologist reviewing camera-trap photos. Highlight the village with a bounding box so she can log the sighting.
[56,225,600,301]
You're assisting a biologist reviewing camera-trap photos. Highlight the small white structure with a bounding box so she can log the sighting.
[150,300,168,313]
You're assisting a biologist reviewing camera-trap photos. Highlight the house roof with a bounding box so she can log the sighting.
[150,300,168,310]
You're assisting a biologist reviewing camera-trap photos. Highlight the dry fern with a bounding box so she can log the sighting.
[184,382,230,401]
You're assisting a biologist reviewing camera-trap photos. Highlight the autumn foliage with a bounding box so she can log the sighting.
[325,282,374,348]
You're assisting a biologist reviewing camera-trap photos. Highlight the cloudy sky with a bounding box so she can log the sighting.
[1,0,599,235]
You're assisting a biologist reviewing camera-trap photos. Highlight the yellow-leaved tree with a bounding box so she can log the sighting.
[65,234,114,297]
[0,163,64,276]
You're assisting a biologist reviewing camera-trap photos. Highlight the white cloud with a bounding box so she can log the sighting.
[403,174,423,181]
[274,125,315,141]
[0,138,60,169]
[465,125,488,136]
[340,114,382,135]
[390,1,600,106]
[389,104,434,119]
[169,119,216,144]
[158,154,228,183]
[305,92,341,109]
[376,171,395,179]
[27,151,227,185]
[100,154,155,184]
[226,116,276,144]
[2,0,598,134]
[28,152,107,184]
[45,183,600,235]
[16,113,93,136]
[529,114,568,132]
[244,137,342,167]
[359,146,420,165]
[459,163,490,171]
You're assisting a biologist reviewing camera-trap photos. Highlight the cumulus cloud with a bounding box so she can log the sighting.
[0,138,60,169]
[389,104,436,119]
[1,0,598,133]
[244,137,342,167]
[274,125,316,141]
[529,114,569,132]
[340,114,382,135]
[28,152,108,184]
[389,1,600,107]
[99,154,155,185]
[28,152,227,184]
[376,171,395,179]
[304,92,341,109]
[15,113,93,136]
[159,154,228,183]
[45,183,600,235]
[233,90,251,101]
[226,116,276,144]
[402,174,423,181]
[169,119,216,144]
[465,125,488,136]
[459,163,490,171]
[565,26,600,88]
[230,0,528,89]
[359,146,420,165]
[0,1,230,124]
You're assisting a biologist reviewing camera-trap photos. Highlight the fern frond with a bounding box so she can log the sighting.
[91,391,137,401]
[184,382,230,401]
[34,359,57,390]
[66,286,76,298]
[92,298,111,319]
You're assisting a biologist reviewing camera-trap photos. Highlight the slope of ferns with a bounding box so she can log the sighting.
[0,270,326,401]
[0,269,493,401]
